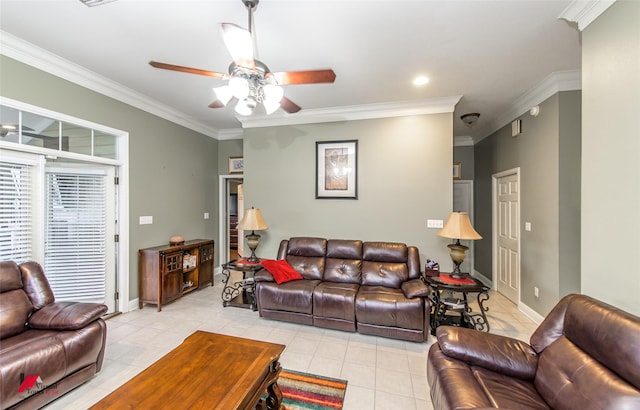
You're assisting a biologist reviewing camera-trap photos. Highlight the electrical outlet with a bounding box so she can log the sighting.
[534,286,539,298]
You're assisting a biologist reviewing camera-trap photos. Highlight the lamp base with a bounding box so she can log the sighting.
[448,240,469,279]
[245,231,261,263]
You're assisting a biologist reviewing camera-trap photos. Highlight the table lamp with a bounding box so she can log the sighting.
[437,212,482,278]
[236,207,268,263]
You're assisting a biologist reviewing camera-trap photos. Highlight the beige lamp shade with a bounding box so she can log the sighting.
[236,207,268,231]
[437,212,482,240]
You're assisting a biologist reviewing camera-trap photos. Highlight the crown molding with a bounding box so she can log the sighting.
[473,70,581,144]
[0,31,221,139]
[558,0,616,31]
[238,95,463,129]
[217,128,244,140]
[454,136,474,147]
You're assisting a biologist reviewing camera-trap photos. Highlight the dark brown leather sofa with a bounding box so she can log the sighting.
[427,294,640,409]
[0,261,108,409]
[255,237,431,342]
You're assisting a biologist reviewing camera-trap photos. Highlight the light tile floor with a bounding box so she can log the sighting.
[44,274,538,410]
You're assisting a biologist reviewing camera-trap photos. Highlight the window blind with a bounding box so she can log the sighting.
[0,160,33,263]
[45,170,107,303]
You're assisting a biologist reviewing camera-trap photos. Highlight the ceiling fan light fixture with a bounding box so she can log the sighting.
[229,77,251,99]
[213,85,234,106]
[235,98,256,116]
[263,83,283,101]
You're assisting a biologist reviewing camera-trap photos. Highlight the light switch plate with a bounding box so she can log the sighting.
[139,215,153,225]
[525,222,531,231]
[204,212,209,219]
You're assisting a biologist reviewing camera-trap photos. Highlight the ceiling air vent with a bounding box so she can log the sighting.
[79,0,117,6]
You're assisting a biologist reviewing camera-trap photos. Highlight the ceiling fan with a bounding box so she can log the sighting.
[149,0,336,116]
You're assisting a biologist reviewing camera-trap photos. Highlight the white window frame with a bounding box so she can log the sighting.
[0,96,130,313]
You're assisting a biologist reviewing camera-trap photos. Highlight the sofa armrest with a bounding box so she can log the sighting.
[28,301,107,331]
[401,278,431,298]
[436,326,538,380]
[254,269,275,282]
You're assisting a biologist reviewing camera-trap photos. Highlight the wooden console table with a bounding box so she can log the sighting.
[138,239,214,311]
[90,331,285,409]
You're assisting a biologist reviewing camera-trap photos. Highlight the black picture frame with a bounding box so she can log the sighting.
[315,140,358,199]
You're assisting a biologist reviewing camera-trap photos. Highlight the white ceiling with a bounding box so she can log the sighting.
[0,0,581,140]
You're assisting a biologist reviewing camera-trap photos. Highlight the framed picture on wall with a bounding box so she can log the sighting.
[453,162,462,180]
[316,140,358,199]
[229,157,244,174]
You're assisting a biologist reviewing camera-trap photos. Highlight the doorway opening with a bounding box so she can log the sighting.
[218,174,244,265]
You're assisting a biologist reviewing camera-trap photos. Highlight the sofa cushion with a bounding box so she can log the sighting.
[323,258,362,284]
[401,278,431,298]
[535,336,640,409]
[355,285,423,330]
[427,343,550,410]
[436,326,538,380]
[257,280,320,314]
[28,302,107,330]
[326,239,363,259]
[0,289,33,340]
[259,259,303,284]
[19,261,55,309]
[361,242,409,288]
[313,282,359,322]
[0,261,23,291]
[361,261,409,288]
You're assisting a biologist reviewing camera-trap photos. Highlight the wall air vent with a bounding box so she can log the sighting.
[79,0,117,7]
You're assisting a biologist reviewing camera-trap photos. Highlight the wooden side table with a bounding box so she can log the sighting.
[423,273,490,334]
[221,258,263,311]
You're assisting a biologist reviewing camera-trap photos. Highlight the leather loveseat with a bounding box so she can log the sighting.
[427,294,640,409]
[255,237,431,342]
[0,261,108,409]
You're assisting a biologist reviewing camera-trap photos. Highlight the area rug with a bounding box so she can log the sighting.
[277,369,348,410]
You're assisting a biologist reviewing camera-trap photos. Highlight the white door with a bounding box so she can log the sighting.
[495,172,520,304]
[453,180,474,274]
[45,165,116,312]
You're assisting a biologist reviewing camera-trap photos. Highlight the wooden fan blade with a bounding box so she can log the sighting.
[221,23,256,70]
[270,69,336,85]
[149,61,227,79]
[208,100,225,109]
[280,97,301,114]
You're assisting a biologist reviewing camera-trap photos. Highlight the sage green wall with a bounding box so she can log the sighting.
[0,56,219,303]
[474,91,581,316]
[242,114,453,266]
[582,1,640,315]
[218,139,243,174]
[454,146,474,180]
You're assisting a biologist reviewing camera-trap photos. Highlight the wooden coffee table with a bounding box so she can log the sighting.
[90,331,285,409]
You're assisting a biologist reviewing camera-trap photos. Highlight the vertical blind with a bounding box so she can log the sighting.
[0,160,33,263]
[45,170,107,303]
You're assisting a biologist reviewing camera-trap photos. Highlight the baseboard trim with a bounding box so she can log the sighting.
[128,298,139,312]
[518,302,545,325]
[471,270,493,288]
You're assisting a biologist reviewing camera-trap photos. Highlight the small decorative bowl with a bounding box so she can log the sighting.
[170,235,185,246]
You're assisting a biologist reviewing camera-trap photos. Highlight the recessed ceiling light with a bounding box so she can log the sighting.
[413,76,429,86]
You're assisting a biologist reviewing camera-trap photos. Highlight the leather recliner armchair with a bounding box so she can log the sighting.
[0,261,108,409]
[427,294,640,409]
